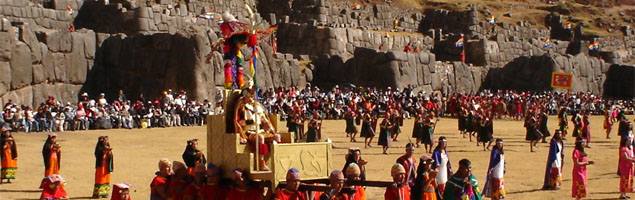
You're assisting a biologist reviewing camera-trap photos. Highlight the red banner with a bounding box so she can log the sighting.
[551,72,572,89]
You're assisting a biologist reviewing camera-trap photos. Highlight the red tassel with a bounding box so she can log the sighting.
[247,34,258,48]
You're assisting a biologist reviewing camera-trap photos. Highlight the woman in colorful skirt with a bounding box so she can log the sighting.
[543,130,564,190]
[1,126,17,183]
[93,136,114,198]
[483,138,505,200]
[572,138,594,200]
[306,113,321,142]
[42,133,61,176]
[411,155,437,200]
[619,136,635,199]
[40,174,67,200]
[378,112,394,155]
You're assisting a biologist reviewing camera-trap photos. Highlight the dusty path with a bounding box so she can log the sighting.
[0,115,630,199]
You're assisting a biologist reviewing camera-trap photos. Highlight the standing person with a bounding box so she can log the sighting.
[320,170,348,200]
[572,138,595,200]
[582,114,591,148]
[605,111,616,139]
[442,159,481,200]
[306,113,321,143]
[539,110,551,143]
[391,109,402,142]
[525,112,542,152]
[43,133,61,176]
[345,163,366,200]
[618,136,635,199]
[543,130,565,190]
[182,139,206,175]
[226,169,265,199]
[482,139,505,200]
[360,112,375,148]
[396,143,417,188]
[1,126,17,183]
[432,137,452,196]
[477,117,494,151]
[343,147,367,182]
[287,111,299,142]
[572,111,583,140]
[199,164,229,200]
[411,156,437,200]
[412,111,425,148]
[422,111,436,153]
[385,163,411,200]
[274,168,307,200]
[378,113,394,154]
[345,110,358,142]
[151,158,171,200]
[93,136,114,198]
[558,106,569,138]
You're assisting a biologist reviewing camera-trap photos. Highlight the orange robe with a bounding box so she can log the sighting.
[274,188,307,200]
[1,142,17,179]
[385,185,411,200]
[44,150,60,176]
[350,185,366,200]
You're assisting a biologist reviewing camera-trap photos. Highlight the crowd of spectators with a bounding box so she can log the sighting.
[1,89,219,133]
[2,84,634,133]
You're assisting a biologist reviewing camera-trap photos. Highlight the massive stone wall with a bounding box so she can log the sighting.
[277,23,433,60]
[0,0,307,107]
[258,0,422,32]
[0,22,93,107]
[482,53,608,94]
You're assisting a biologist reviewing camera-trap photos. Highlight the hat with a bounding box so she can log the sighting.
[329,170,345,181]
[286,168,300,181]
[172,161,186,172]
[81,92,88,97]
[47,174,65,183]
[421,155,434,164]
[496,138,503,144]
[346,163,361,176]
[391,163,406,176]
[438,136,447,142]
[406,143,415,150]
[48,133,57,138]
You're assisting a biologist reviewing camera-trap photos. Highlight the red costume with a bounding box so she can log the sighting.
[384,185,411,200]
[274,188,307,200]
[225,187,264,200]
[198,183,229,200]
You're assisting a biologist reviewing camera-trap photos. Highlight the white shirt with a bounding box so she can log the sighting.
[552,142,562,169]
[492,154,505,179]
[436,152,449,184]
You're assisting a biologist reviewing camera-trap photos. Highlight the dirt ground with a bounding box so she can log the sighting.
[0,115,632,200]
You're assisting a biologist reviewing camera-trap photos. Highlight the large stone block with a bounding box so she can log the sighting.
[38,29,72,53]
[10,42,32,89]
[83,29,96,59]
[32,64,44,84]
[0,61,9,94]
[52,53,66,82]
[387,51,407,61]
[51,0,69,10]
[41,46,55,82]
